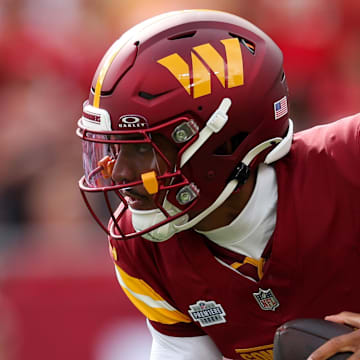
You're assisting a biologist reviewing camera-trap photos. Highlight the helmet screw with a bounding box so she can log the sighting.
[175,129,187,142]
[176,184,199,205]
[178,190,192,204]
[171,120,199,143]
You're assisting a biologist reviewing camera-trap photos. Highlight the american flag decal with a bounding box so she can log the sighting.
[273,96,288,120]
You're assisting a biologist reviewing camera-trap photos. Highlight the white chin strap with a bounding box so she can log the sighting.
[129,200,188,242]
[173,118,294,232]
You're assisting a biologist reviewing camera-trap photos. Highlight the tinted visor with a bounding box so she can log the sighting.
[82,131,165,190]
[82,133,113,188]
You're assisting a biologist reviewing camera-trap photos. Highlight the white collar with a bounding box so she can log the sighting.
[196,163,277,259]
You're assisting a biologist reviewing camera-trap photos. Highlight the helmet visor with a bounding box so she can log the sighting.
[82,133,114,188]
[81,131,172,192]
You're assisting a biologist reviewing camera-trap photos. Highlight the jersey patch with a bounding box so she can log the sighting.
[188,300,226,327]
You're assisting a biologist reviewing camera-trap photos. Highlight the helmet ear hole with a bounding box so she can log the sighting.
[214,132,248,155]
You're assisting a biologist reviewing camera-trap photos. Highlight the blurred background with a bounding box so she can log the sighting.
[0,0,359,359]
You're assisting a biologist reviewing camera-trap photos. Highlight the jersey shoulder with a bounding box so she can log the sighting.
[289,113,360,185]
[293,113,360,156]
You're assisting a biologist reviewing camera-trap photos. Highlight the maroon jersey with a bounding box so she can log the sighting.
[109,114,360,359]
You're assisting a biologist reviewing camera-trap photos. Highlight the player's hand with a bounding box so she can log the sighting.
[307,312,360,360]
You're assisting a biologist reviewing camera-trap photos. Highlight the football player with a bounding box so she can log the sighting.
[76,10,360,360]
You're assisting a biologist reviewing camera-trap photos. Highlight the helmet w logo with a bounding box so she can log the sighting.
[157,38,244,98]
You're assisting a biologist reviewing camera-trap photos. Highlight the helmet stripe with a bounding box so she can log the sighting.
[93,39,126,108]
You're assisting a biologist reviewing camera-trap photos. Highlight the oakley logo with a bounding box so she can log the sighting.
[118,115,148,128]
[157,38,244,99]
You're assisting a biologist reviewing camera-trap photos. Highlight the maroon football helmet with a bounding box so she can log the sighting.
[77,10,293,241]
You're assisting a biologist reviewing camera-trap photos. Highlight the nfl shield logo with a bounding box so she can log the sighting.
[253,288,280,311]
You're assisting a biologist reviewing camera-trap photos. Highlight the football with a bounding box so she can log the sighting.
[273,318,353,360]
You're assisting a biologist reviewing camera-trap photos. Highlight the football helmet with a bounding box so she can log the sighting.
[77,9,293,241]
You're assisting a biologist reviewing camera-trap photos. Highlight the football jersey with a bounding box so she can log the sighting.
[108,114,360,359]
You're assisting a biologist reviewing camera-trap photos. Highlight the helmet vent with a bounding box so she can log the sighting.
[229,33,255,55]
[168,31,197,40]
[138,91,158,100]
[214,132,248,155]
[138,90,172,100]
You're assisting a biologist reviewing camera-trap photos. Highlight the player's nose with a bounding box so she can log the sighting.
[111,150,138,184]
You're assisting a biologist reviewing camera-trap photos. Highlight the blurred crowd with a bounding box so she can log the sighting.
[0,1,359,358]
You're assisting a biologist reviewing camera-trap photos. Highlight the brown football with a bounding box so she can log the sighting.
[273,318,353,360]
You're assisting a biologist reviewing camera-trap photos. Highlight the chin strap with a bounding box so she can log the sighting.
[264,119,293,164]
[174,118,294,232]
[173,136,283,232]
[110,200,189,242]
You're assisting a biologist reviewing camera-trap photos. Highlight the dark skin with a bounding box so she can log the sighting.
[191,170,256,231]
[111,132,256,229]
[111,133,178,210]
